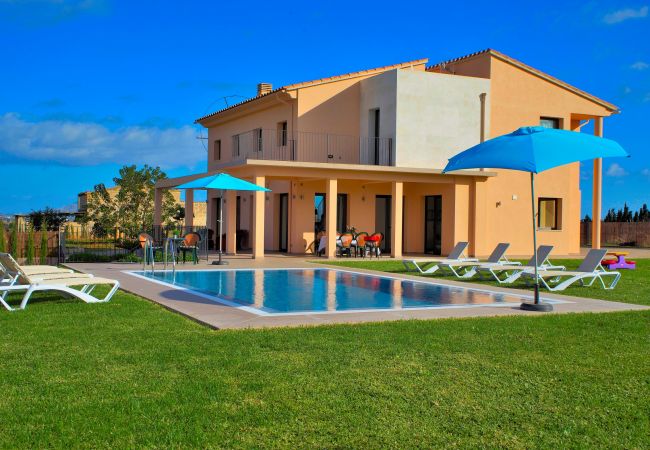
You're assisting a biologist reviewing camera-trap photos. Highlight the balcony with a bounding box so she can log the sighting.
[230,129,393,166]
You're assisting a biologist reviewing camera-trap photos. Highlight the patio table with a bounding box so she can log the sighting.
[602,251,636,270]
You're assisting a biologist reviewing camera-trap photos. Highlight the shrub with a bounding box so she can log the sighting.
[0,224,5,252]
[40,222,48,264]
[26,226,35,265]
[9,222,18,258]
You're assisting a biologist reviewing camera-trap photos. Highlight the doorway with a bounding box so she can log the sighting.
[424,195,442,255]
[314,193,348,235]
[375,195,391,252]
[278,193,288,252]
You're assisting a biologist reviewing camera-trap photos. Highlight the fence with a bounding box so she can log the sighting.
[0,228,60,265]
[1,224,209,265]
[580,221,650,247]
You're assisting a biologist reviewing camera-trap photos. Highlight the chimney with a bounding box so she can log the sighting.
[257,82,273,96]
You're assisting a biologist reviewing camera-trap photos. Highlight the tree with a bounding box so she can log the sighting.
[9,221,18,258]
[28,207,72,231]
[583,214,592,222]
[85,165,177,237]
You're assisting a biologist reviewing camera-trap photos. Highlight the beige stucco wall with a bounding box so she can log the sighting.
[359,69,489,169]
[207,102,294,170]
[445,54,613,256]
[395,70,490,169]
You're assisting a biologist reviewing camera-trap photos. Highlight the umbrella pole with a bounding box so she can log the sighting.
[211,190,229,265]
[521,172,552,312]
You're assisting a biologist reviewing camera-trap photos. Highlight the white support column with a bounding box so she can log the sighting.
[592,117,603,249]
[252,175,266,259]
[326,178,338,258]
[391,181,403,258]
[184,189,194,229]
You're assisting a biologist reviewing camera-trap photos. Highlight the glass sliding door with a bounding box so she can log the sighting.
[424,195,442,255]
[278,193,288,252]
[375,195,391,252]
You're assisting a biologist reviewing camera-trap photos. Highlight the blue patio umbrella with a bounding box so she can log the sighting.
[176,173,271,264]
[443,126,629,310]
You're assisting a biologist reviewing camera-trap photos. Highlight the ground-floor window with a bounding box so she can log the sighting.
[538,198,561,230]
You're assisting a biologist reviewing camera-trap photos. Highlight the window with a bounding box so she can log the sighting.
[254,128,263,153]
[214,140,221,160]
[232,134,240,157]
[277,121,288,146]
[538,198,561,230]
[540,117,561,129]
[369,108,381,164]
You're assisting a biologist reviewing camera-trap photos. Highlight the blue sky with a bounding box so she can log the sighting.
[0,0,648,217]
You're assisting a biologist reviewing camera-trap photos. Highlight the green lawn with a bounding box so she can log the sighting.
[1,289,649,448]
[318,258,650,306]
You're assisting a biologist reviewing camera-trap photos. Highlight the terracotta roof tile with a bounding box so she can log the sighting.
[195,58,428,124]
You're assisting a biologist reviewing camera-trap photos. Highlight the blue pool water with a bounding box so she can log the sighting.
[133,269,528,315]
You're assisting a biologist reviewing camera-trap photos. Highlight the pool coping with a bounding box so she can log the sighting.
[123,267,569,317]
[63,257,649,330]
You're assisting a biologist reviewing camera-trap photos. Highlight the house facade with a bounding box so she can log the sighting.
[155,49,617,258]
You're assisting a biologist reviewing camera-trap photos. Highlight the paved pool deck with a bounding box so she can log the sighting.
[65,254,649,329]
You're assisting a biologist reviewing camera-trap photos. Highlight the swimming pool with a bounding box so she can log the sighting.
[129,268,542,316]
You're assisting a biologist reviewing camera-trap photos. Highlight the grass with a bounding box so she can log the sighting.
[318,258,650,306]
[0,288,649,448]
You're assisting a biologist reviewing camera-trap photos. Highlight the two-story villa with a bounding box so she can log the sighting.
[154,49,617,258]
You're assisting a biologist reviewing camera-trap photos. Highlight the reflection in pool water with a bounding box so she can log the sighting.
[134,269,529,315]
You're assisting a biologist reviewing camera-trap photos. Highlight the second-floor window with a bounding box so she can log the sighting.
[540,117,561,129]
[277,121,287,147]
[214,140,221,161]
[255,128,263,153]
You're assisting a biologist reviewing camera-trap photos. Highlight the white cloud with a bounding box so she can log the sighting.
[603,6,648,24]
[631,61,649,70]
[0,113,204,168]
[605,163,628,177]
[642,168,650,178]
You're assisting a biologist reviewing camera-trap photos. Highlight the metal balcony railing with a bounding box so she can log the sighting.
[231,129,393,166]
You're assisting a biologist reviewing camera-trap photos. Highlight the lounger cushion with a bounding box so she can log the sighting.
[34,277,117,286]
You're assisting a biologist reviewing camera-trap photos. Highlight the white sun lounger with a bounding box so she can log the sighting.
[476,245,565,284]
[0,253,119,311]
[402,242,478,274]
[434,243,519,279]
[521,249,620,291]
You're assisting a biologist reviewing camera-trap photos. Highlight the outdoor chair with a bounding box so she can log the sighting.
[521,248,620,291]
[178,232,201,264]
[337,233,354,257]
[366,232,384,258]
[354,232,369,257]
[402,242,477,274]
[0,252,119,311]
[419,243,516,279]
[476,245,565,284]
[138,232,162,264]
